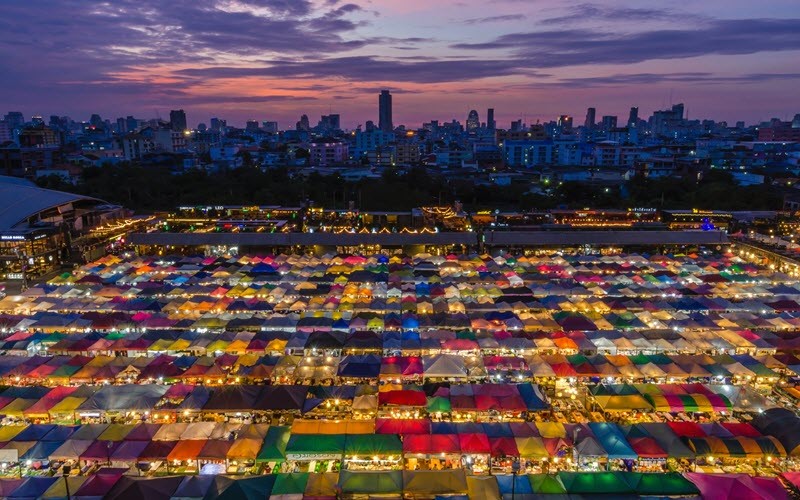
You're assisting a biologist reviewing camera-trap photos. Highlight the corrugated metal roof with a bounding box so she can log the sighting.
[0,176,101,231]
[128,231,476,247]
[129,230,729,248]
[485,230,729,246]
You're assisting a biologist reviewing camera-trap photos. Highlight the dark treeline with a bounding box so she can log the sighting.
[35,165,783,213]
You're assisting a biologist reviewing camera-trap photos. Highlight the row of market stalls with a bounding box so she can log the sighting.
[0,351,789,388]
[6,327,800,357]
[588,383,775,414]
[2,469,799,499]
[7,306,800,340]
[0,415,795,477]
[0,383,548,424]
[3,252,800,336]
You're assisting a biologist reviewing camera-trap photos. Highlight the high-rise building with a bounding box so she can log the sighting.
[210,117,226,131]
[319,114,341,131]
[125,116,138,133]
[584,108,596,129]
[0,120,11,144]
[296,114,310,131]
[170,109,187,131]
[627,107,639,128]
[246,120,260,132]
[487,108,496,130]
[601,115,618,131]
[466,110,480,132]
[4,112,24,131]
[262,121,279,134]
[671,103,684,120]
[557,115,573,132]
[379,90,393,133]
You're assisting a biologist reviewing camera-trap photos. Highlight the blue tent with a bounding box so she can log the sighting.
[496,474,534,499]
[8,476,58,499]
[517,384,549,411]
[589,423,638,459]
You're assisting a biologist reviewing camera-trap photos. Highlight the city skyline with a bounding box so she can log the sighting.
[2,1,800,127]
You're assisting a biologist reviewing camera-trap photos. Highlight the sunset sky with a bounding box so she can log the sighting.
[2,0,800,128]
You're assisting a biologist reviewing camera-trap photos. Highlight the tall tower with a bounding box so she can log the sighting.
[378,90,393,133]
[627,107,639,128]
[169,109,187,131]
[487,108,496,130]
[466,110,480,132]
[584,108,596,129]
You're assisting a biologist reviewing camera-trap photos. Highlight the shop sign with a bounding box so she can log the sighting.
[286,453,341,461]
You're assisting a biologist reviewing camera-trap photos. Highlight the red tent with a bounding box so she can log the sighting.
[721,423,762,438]
[375,419,431,435]
[458,433,491,454]
[403,434,460,455]
[627,437,667,459]
[379,390,427,407]
[490,437,519,457]
[667,422,705,438]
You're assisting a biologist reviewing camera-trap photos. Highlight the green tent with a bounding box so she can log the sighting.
[344,434,402,457]
[527,474,567,494]
[456,330,476,340]
[427,396,452,413]
[257,426,290,462]
[339,470,403,494]
[558,472,634,495]
[628,354,650,365]
[285,434,345,460]
[203,475,276,500]
[270,473,310,495]
[621,472,700,496]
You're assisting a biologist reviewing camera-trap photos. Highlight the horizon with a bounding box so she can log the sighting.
[2,0,800,127]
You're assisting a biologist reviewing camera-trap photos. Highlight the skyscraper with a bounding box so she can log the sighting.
[601,115,617,131]
[378,90,393,133]
[584,108,596,129]
[4,112,24,131]
[296,114,310,131]
[466,110,480,132]
[126,116,138,133]
[170,109,187,131]
[487,108,496,130]
[627,107,639,128]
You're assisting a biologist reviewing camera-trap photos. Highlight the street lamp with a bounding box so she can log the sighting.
[62,465,72,500]
[511,458,521,500]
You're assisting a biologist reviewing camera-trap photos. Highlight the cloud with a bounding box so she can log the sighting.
[176,56,537,83]
[504,72,800,89]
[452,18,800,67]
[538,3,673,25]
[462,14,525,25]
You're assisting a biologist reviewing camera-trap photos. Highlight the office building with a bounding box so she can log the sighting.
[601,115,618,131]
[627,107,639,128]
[379,90,393,133]
[584,108,596,129]
[466,110,480,133]
[170,109,187,131]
